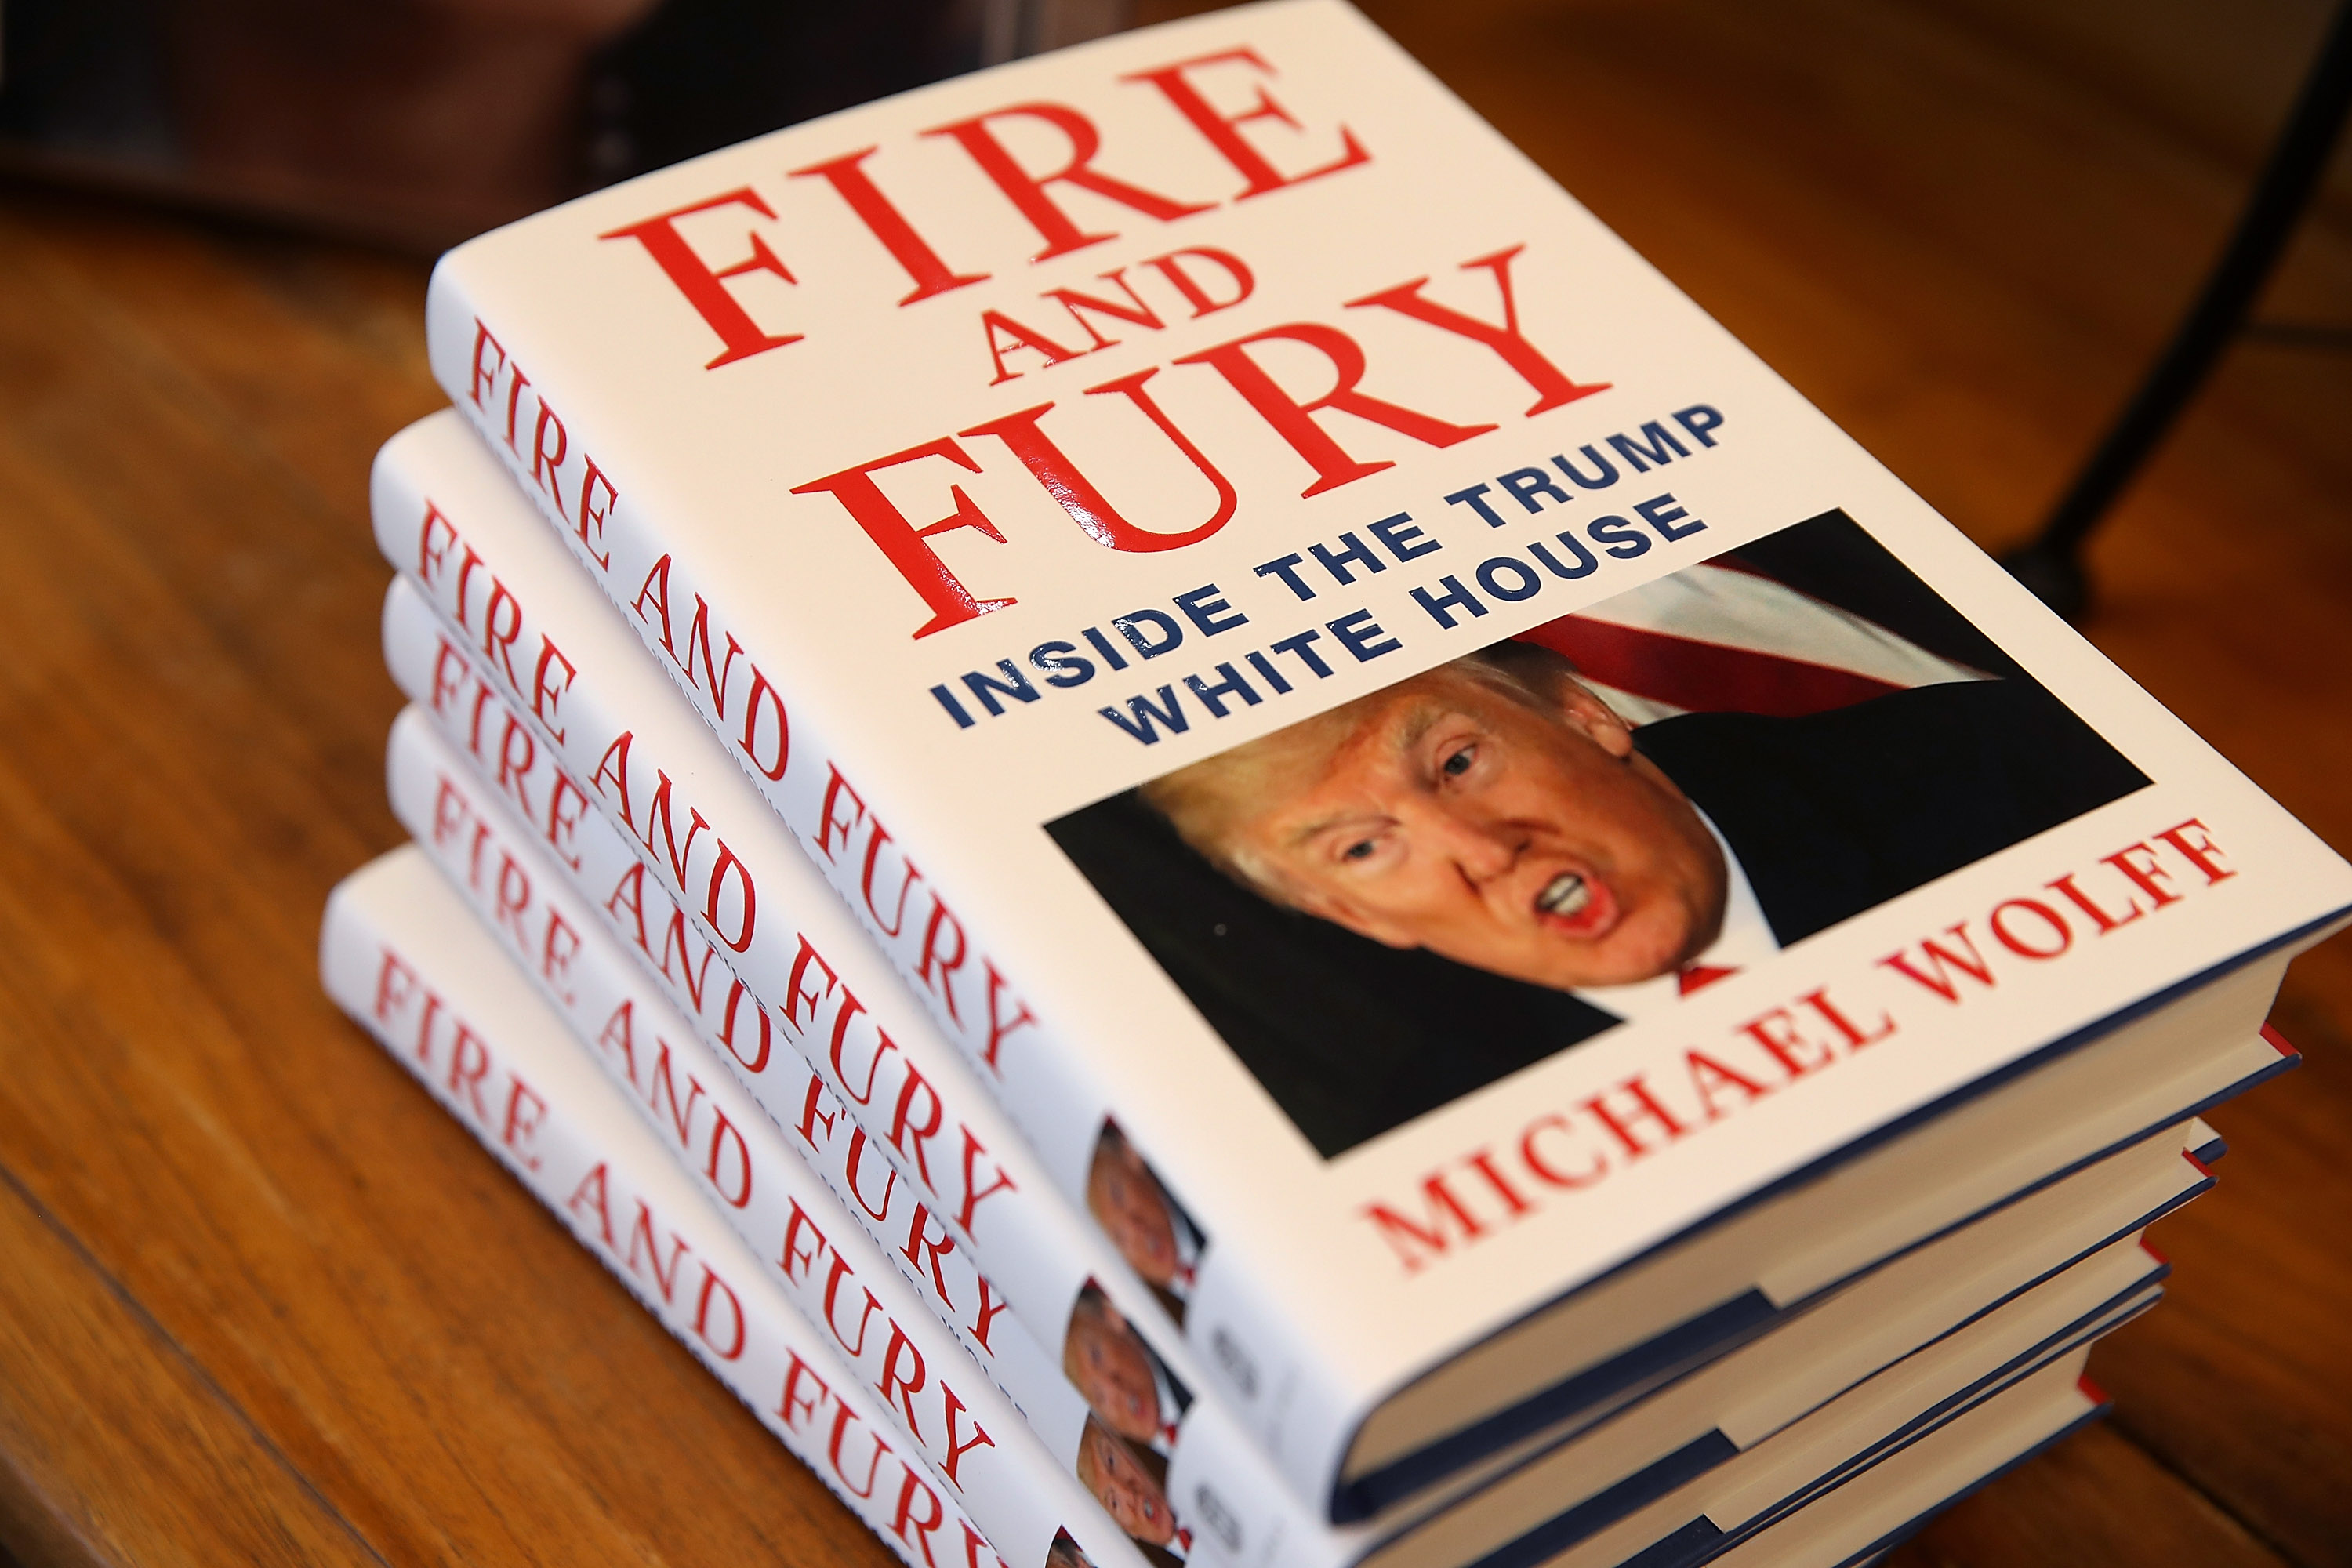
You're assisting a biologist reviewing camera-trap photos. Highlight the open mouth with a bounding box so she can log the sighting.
[1536,872,1592,919]
[1532,867,1619,941]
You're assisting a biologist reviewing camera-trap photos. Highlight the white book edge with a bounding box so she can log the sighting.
[321,847,1126,1568]
[383,582,2241,1568]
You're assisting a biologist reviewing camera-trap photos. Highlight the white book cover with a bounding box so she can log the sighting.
[416,0,2352,1515]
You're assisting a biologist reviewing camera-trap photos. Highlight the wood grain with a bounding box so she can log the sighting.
[0,191,888,1566]
[1899,1421,2289,1566]
[0,0,2347,1563]
[0,1163,382,1567]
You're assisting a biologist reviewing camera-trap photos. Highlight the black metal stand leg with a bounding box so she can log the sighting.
[2001,1,2352,621]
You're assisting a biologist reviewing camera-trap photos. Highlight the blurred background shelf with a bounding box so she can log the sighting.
[0,1,2346,1563]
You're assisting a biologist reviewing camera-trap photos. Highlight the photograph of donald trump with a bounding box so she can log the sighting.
[1048,513,2148,1157]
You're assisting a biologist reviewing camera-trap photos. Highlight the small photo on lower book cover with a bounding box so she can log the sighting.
[1076,1411,1185,1566]
[1085,1120,1209,1326]
[1065,1276,1195,1450]
[1047,510,2151,1160]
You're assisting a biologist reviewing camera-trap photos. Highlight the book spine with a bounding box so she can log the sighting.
[419,288,1342,1497]
[388,699,1269,1568]
[383,575,1327,1568]
[318,850,1016,1568]
[373,414,1327,1548]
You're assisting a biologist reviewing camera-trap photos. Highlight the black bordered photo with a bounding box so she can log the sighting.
[1084,1119,1210,1324]
[1065,1275,1200,1564]
[1049,511,2151,1157]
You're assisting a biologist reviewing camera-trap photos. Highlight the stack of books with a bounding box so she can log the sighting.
[319,5,2352,1564]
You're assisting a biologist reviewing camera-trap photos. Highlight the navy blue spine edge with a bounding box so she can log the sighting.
[1327,903,2337,1521]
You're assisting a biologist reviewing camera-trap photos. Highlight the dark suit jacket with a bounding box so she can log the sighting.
[1047,677,2147,1159]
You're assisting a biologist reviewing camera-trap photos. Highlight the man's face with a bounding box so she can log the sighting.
[1068,1305,1163,1444]
[1081,1423,1175,1545]
[1228,667,1727,990]
[1088,1138,1179,1287]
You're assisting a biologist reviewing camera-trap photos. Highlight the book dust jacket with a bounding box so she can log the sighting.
[423,0,2352,1512]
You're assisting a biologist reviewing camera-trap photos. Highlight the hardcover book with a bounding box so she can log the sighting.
[319,850,1033,1568]
[376,428,1324,1560]
[384,674,2223,1568]
[332,843,2129,1568]
[416,0,2352,1518]
[387,701,1252,1568]
[376,406,2296,1539]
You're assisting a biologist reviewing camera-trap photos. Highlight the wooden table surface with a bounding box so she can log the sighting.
[1,1,2347,1563]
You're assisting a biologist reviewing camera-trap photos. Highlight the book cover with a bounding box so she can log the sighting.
[376,410,2299,1530]
[417,0,2352,1512]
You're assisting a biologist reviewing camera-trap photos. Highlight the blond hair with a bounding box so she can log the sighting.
[1138,642,1582,898]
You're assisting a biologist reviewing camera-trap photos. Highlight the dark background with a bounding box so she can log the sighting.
[0,0,1127,249]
